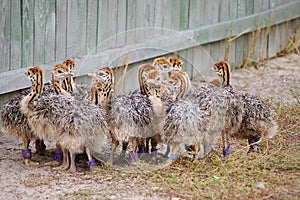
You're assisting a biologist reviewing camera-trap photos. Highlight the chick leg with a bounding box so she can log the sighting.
[106,138,119,165]
[163,142,180,166]
[42,143,63,167]
[248,136,261,154]
[120,141,127,158]
[168,142,180,160]
[145,137,151,153]
[69,151,77,172]
[34,139,54,157]
[53,148,69,170]
[150,134,159,158]
[22,137,39,166]
[129,137,138,163]
[222,131,232,157]
[85,147,96,171]
[137,138,146,155]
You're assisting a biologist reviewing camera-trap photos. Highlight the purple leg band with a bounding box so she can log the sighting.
[22,148,32,159]
[169,153,176,160]
[223,146,232,157]
[195,154,200,160]
[53,149,63,162]
[251,136,261,143]
[151,148,158,157]
[137,150,147,157]
[137,149,144,154]
[129,152,138,162]
[87,159,96,167]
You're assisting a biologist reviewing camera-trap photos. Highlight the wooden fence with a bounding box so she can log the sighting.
[0,0,300,107]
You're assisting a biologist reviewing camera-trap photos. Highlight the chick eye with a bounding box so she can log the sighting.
[163,65,168,69]
[58,70,63,73]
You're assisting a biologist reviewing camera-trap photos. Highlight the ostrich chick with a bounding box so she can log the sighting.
[1,71,54,165]
[213,61,277,154]
[109,68,163,164]
[20,66,109,172]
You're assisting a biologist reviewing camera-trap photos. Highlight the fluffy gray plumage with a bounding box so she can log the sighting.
[24,94,109,154]
[1,83,53,141]
[239,92,278,139]
[110,90,162,142]
[204,85,244,138]
[164,92,210,146]
[69,83,90,101]
[163,84,243,158]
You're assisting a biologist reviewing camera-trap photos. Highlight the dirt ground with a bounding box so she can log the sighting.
[0,53,299,200]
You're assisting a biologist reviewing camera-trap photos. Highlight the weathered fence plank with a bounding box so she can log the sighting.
[189,0,206,28]
[116,0,127,48]
[106,1,118,48]
[87,0,98,54]
[193,1,300,45]
[34,0,46,64]
[162,0,181,33]
[55,0,67,60]
[45,0,56,63]
[34,0,55,64]
[10,0,22,70]
[22,0,34,67]
[207,0,222,65]
[0,0,299,101]
[67,0,87,57]
[0,0,10,73]
[153,0,164,37]
[126,0,137,45]
[235,0,247,66]
[257,0,270,12]
[135,0,155,42]
[179,0,190,30]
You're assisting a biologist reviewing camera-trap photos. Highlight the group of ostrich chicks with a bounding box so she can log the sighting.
[1,56,278,172]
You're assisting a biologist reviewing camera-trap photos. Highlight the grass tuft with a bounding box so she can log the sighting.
[111,102,299,199]
[146,103,299,198]
[60,102,299,199]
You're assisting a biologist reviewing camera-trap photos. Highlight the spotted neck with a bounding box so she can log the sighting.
[91,89,99,105]
[21,67,44,111]
[32,69,44,103]
[217,61,231,86]
[170,71,191,100]
[65,76,75,93]
[51,73,70,96]
[62,58,76,93]
[61,78,69,92]
[221,62,230,86]
[61,70,74,92]
[90,82,110,112]
[138,64,160,97]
